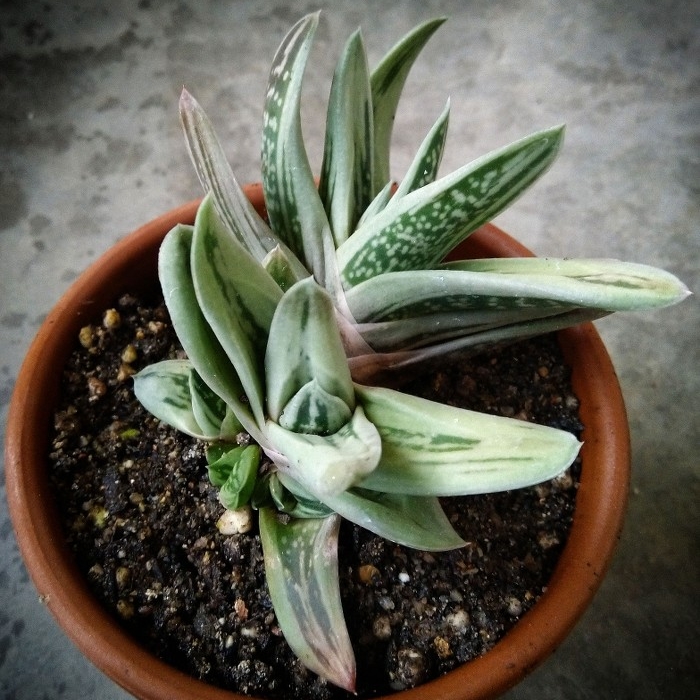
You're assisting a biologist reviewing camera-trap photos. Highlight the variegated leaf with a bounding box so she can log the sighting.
[356,181,393,227]
[278,379,353,435]
[265,277,354,424]
[319,28,374,246]
[133,359,213,440]
[348,307,609,382]
[261,13,336,289]
[370,17,446,192]
[269,473,335,519]
[337,126,565,287]
[446,257,692,310]
[355,384,581,496]
[179,88,280,262]
[265,406,381,498]
[262,245,306,292]
[259,509,356,692]
[157,224,260,441]
[392,98,450,200]
[310,482,465,551]
[191,196,283,428]
[189,367,233,437]
[345,266,579,323]
[354,306,572,351]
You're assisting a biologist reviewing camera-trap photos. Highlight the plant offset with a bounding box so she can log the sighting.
[133,13,689,692]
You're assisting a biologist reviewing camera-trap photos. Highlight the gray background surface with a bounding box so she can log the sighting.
[1,1,698,698]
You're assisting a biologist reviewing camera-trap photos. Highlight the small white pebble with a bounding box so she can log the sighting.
[446,609,470,632]
[398,571,410,583]
[217,506,253,534]
[506,596,523,617]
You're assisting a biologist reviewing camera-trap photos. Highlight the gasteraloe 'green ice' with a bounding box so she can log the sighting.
[134,195,580,691]
[134,11,690,692]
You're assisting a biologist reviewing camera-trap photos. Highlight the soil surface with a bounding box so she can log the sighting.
[49,292,582,699]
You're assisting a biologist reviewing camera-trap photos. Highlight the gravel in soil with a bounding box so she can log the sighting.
[49,293,582,699]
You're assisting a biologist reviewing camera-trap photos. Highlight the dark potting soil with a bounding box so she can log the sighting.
[49,292,583,699]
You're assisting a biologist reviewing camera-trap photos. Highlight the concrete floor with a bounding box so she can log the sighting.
[1,0,698,698]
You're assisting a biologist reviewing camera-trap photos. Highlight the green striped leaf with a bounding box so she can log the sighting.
[262,245,305,292]
[355,306,571,351]
[319,28,374,246]
[392,98,450,200]
[356,181,393,227]
[337,126,565,287]
[446,257,692,310]
[268,473,334,519]
[370,17,446,192]
[345,264,585,323]
[347,308,609,382]
[266,405,381,498]
[355,384,581,496]
[191,196,283,428]
[261,13,336,289]
[189,367,232,437]
[278,379,353,436]
[265,277,354,424]
[133,360,213,440]
[180,88,283,263]
[316,485,465,551]
[157,223,260,441]
[259,509,355,692]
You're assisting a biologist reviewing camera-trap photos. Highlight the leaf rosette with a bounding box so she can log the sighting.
[134,11,689,691]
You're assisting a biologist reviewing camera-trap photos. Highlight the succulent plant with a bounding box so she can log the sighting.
[134,195,581,690]
[180,13,689,383]
[134,11,689,692]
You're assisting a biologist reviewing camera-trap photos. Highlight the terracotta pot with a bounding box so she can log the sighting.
[5,184,630,700]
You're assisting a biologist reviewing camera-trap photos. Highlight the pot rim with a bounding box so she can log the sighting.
[5,185,630,700]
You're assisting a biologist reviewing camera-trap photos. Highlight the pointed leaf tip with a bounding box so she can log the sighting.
[259,511,356,692]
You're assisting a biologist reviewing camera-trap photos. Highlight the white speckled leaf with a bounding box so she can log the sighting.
[392,98,450,200]
[261,13,336,289]
[337,126,565,287]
